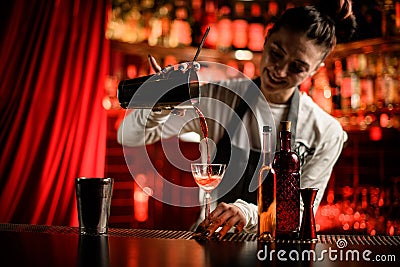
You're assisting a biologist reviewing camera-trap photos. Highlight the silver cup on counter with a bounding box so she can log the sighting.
[75,177,114,235]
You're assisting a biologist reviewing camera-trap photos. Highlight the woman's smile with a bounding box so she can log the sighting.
[265,68,287,85]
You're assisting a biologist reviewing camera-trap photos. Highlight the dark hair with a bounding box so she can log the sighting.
[268,0,357,58]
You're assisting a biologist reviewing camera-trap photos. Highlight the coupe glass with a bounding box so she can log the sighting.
[191,163,226,224]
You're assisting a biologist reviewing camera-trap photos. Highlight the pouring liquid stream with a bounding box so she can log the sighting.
[194,106,211,164]
[194,106,217,184]
[192,27,212,168]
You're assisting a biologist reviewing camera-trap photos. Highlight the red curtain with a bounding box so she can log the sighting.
[0,0,109,226]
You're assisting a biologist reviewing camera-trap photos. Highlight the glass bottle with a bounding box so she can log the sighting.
[274,121,300,238]
[331,59,343,112]
[341,55,360,112]
[311,66,333,114]
[258,125,276,242]
[148,4,172,47]
[359,54,374,111]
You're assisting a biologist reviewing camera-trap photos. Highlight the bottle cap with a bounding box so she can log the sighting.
[263,125,272,132]
[281,121,291,132]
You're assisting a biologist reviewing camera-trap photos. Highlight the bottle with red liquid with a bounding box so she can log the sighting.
[274,121,300,238]
[258,125,276,242]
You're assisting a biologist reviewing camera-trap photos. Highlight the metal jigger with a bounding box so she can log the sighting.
[300,188,319,241]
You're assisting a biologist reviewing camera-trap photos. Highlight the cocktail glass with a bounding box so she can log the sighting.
[191,163,226,224]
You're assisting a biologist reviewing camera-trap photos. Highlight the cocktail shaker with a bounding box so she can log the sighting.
[117,65,200,110]
[118,27,210,111]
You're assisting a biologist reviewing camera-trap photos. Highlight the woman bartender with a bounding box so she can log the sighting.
[118,0,356,239]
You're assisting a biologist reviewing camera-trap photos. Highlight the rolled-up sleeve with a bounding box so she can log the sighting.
[233,199,258,233]
[117,108,202,147]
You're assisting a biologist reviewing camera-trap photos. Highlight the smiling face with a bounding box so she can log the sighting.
[259,27,327,103]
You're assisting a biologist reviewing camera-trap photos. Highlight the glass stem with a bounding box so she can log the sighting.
[205,191,211,224]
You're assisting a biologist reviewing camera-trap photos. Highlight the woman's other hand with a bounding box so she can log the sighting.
[195,202,246,240]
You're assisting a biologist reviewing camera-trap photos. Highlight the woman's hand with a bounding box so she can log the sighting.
[195,202,246,240]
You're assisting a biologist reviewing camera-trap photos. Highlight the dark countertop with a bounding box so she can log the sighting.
[0,223,399,267]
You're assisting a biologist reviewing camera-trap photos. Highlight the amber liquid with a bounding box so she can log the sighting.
[258,165,276,241]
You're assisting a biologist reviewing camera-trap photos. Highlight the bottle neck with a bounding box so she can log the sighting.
[279,130,291,151]
[262,131,273,166]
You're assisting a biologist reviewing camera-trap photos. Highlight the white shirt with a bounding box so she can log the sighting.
[117,78,347,232]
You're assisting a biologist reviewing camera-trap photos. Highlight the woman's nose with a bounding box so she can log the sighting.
[274,62,288,77]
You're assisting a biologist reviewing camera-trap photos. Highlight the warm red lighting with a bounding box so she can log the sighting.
[334,59,342,70]
[155,159,164,169]
[102,96,112,110]
[135,174,147,186]
[226,60,239,77]
[370,229,376,236]
[164,55,178,67]
[232,20,248,49]
[380,113,389,127]
[264,22,274,38]
[133,174,151,222]
[243,61,255,78]
[248,3,264,52]
[299,76,312,94]
[134,188,150,222]
[268,1,279,16]
[0,0,109,226]
[369,126,382,141]
[346,207,354,215]
[327,190,335,204]
[217,6,232,50]
[388,225,395,236]
[365,115,373,125]
[286,3,295,10]
[127,64,137,79]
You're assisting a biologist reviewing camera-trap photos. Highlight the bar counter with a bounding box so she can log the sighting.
[0,223,399,267]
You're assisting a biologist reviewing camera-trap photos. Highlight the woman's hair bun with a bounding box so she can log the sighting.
[316,0,357,43]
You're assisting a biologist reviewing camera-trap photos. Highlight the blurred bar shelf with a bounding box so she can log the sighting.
[328,36,400,60]
[111,40,262,63]
[111,37,400,63]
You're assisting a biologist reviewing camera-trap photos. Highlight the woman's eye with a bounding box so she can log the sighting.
[270,49,283,59]
[289,63,306,74]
